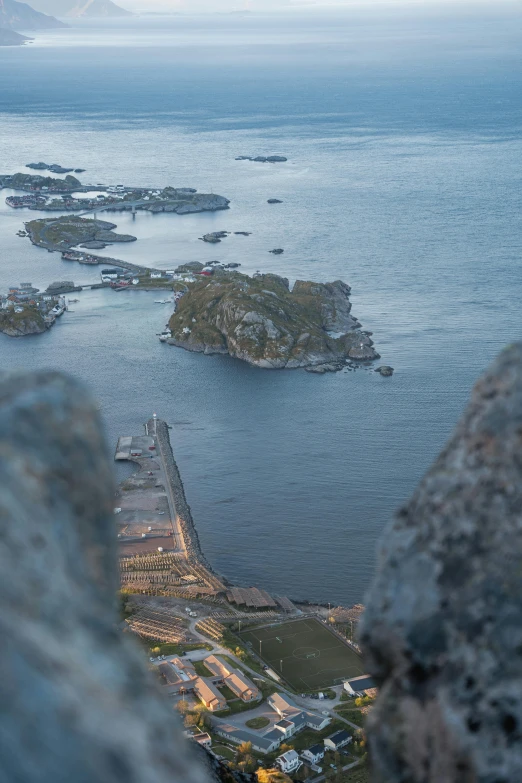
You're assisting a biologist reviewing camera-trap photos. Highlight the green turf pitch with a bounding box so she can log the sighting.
[240,618,365,690]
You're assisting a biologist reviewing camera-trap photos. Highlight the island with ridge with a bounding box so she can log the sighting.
[165,271,379,371]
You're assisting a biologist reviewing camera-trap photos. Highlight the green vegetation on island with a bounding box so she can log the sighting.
[0,306,48,337]
[167,271,379,371]
[25,216,136,251]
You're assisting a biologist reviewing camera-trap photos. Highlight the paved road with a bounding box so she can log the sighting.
[151,430,187,557]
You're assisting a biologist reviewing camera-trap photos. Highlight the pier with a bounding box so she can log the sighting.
[115,418,226,598]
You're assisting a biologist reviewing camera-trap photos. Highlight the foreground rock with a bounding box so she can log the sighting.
[0,371,210,783]
[375,365,394,376]
[361,343,522,783]
[25,216,136,251]
[167,271,379,369]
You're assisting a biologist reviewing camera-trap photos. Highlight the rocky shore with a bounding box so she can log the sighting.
[0,308,48,337]
[166,271,379,371]
[25,216,136,252]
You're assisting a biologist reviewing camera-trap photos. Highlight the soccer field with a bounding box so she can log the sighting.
[240,618,365,691]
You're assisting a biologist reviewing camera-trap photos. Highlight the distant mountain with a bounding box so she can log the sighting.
[0,25,31,42]
[27,0,131,17]
[0,0,66,29]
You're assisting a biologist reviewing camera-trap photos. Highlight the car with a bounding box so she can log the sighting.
[330,764,337,770]
[149,657,154,662]
[158,511,165,515]
[263,665,269,671]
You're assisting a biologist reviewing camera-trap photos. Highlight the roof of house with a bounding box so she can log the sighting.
[192,732,211,744]
[158,662,181,686]
[326,729,351,745]
[194,677,226,706]
[269,693,298,713]
[203,655,229,677]
[277,750,299,763]
[226,669,259,698]
[275,719,294,729]
[307,743,325,756]
[303,711,328,728]
[345,675,376,691]
[217,724,279,751]
[263,729,284,742]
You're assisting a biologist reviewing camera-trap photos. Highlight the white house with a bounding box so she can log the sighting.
[274,719,296,739]
[192,732,212,750]
[324,729,352,751]
[343,675,376,696]
[275,750,302,775]
[150,272,164,280]
[302,743,325,765]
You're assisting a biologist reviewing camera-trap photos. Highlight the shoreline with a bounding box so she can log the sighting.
[118,417,364,629]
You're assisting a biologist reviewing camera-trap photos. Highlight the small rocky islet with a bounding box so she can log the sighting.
[166,270,379,372]
[235,155,288,163]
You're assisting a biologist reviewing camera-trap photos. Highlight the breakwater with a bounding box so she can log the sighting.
[146,418,223,585]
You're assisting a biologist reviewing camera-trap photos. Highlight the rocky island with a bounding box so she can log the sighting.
[166,271,379,371]
[25,216,136,251]
[0,172,82,192]
[0,306,48,337]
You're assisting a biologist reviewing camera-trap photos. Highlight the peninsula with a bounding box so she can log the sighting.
[166,271,379,370]
[2,173,230,215]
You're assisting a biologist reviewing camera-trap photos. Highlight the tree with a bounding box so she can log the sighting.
[176,700,189,716]
[279,743,294,753]
[184,713,199,728]
[193,703,210,729]
[257,770,292,783]
[151,646,161,656]
[238,754,256,773]
[237,741,252,757]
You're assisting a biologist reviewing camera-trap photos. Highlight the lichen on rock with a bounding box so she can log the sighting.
[361,343,522,783]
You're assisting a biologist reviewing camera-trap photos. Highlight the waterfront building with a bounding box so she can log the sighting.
[192,732,212,750]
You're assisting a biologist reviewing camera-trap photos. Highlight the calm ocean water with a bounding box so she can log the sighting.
[0,6,521,604]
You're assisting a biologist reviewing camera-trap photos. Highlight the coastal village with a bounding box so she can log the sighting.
[116,419,374,781]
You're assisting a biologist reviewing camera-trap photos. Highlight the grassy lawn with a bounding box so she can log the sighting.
[284,719,348,753]
[193,660,211,677]
[334,707,366,727]
[212,744,236,761]
[245,716,270,730]
[240,619,364,691]
[218,684,238,702]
